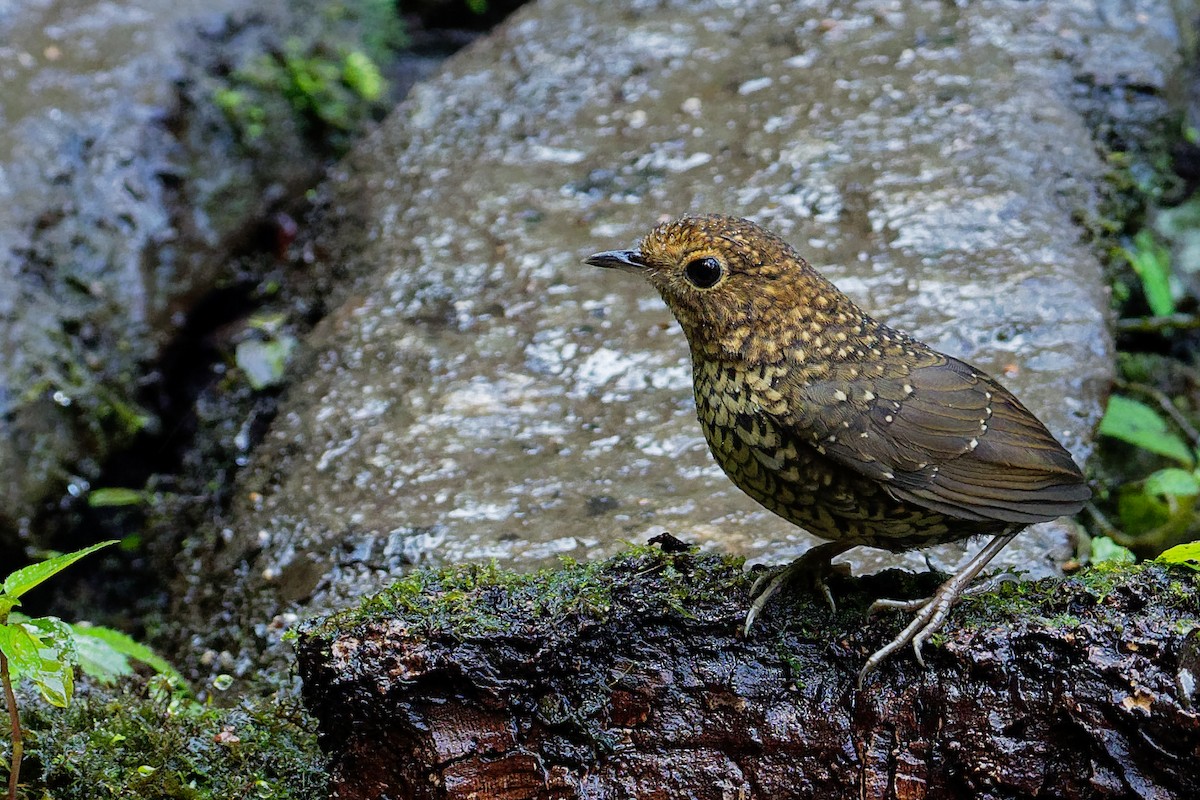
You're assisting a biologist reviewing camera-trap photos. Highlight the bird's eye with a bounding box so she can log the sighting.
[683,256,724,289]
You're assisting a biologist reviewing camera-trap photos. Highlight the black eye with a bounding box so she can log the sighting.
[683,256,724,288]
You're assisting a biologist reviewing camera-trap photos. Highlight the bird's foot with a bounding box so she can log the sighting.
[744,541,853,635]
[856,584,958,689]
[856,531,1018,688]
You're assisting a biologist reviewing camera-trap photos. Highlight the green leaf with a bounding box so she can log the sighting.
[1143,468,1200,498]
[0,622,44,677]
[1098,395,1195,467]
[70,624,185,686]
[71,630,134,682]
[25,618,76,706]
[235,336,297,390]
[1,618,78,707]
[1156,541,1200,571]
[2,541,118,599]
[87,487,146,507]
[247,312,287,333]
[1122,229,1175,316]
[342,51,384,101]
[1116,485,1170,535]
[34,658,74,707]
[1090,536,1137,565]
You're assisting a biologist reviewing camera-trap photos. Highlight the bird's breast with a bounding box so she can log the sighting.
[691,358,812,486]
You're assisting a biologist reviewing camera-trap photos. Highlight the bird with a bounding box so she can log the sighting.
[585,214,1091,686]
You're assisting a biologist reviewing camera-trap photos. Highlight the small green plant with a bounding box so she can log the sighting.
[1090,534,1137,565]
[234,313,299,391]
[1096,392,1200,557]
[208,0,410,156]
[218,38,388,151]
[274,38,384,129]
[1120,229,1176,317]
[1157,541,1200,572]
[1099,394,1195,466]
[0,542,181,800]
[86,487,150,508]
[214,88,267,142]
[1089,116,1200,566]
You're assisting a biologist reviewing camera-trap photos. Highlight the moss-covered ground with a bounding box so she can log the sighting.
[308,544,1200,660]
[3,681,325,800]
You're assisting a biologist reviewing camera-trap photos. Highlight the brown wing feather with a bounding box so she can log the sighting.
[771,352,1090,524]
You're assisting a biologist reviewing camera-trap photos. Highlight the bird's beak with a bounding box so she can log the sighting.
[584,249,647,273]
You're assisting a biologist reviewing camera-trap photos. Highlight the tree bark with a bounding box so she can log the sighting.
[297,548,1200,800]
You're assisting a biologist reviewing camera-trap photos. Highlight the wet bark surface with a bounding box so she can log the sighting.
[298,550,1200,800]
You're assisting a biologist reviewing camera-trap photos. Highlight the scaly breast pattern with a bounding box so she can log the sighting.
[690,358,1002,551]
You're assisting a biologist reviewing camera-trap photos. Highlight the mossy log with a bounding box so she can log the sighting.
[297,546,1200,800]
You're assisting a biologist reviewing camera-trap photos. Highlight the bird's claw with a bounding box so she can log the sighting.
[743,541,853,635]
[744,570,788,635]
[856,589,956,688]
[865,596,928,617]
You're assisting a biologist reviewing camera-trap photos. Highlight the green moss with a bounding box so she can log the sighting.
[19,338,155,472]
[955,562,1199,630]
[214,88,267,142]
[4,681,325,799]
[314,549,1194,651]
[1045,613,1084,629]
[212,0,405,154]
[776,644,812,690]
[313,545,748,640]
[298,547,758,762]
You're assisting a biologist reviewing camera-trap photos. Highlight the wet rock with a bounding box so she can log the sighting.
[182,0,1191,673]
[0,0,201,547]
[297,553,1200,799]
[0,0,423,550]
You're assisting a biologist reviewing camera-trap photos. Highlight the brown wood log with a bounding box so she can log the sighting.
[297,546,1200,800]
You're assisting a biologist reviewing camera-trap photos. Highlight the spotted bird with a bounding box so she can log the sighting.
[586,214,1090,684]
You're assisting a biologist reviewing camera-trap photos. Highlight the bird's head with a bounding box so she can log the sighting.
[587,214,843,356]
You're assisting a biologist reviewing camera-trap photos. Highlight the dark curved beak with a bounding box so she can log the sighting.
[584,249,647,273]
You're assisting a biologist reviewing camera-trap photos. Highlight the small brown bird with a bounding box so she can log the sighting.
[586,214,1090,685]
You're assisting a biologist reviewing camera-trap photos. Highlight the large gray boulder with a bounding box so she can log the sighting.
[0,0,404,548]
[180,0,1185,674]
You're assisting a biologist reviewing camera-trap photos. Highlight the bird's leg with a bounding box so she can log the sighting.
[744,540,855,634]
[856,530,1017,688]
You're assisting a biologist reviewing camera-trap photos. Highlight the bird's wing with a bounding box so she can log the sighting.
[764,352,1090,524]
